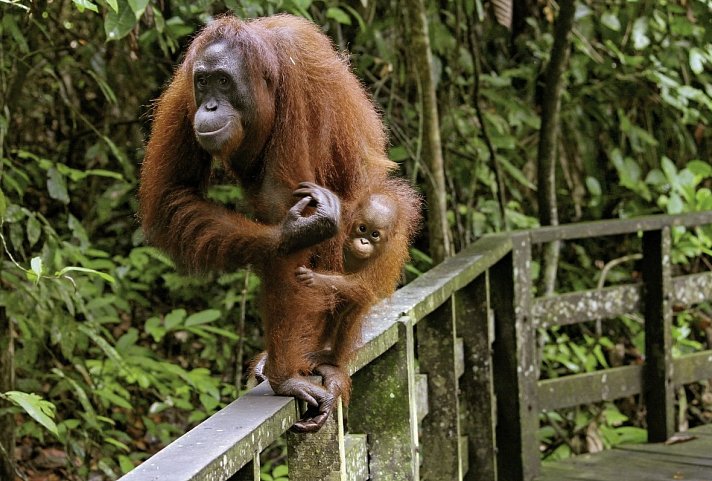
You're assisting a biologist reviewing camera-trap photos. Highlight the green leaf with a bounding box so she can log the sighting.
[30,257,43,281]
[57,266,116,283]
[47,168,70,204]
[72,0,99,13]
[327,7,351,25]
[273,465,289,477]
[601,12,621,31]
[4,391,58,436]
[185,309,221,327]
[689,48,705,75]
[632,17,650,50]
[165,309,187,330]
[127,0,149,18]
[118,455,135,474]
[585,176,601,196]
[105,0,119,12]
[687,160,712,178]
[105,0,137,41]
[0,189,6,218]
[26,215,41,247]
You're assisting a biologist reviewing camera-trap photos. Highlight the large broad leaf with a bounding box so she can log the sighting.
[105,0,137,41]
[185,309,222,327]
[4,391,58,437]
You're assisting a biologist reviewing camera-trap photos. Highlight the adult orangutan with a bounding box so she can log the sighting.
[138,14,408,431]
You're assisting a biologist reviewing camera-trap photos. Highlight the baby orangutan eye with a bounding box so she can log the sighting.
[358,224,367,233]
[371,231,380,239]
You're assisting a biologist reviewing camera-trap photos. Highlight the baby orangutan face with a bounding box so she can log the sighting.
[346,194,397,261]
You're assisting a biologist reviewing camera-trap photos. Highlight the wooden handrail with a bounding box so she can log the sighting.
[120,212,712,481]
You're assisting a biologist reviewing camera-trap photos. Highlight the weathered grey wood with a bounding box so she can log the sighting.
[459,436,469,475]
[538,365,643,410]
[120,382,297,481]
[491,233,539,481]
[456,273,497,481]
[228,456,259,481]
[529,211,712,244]
[415,374,429,423]
[532,284,641,328]
[418,298,462,480]
[344,434,369,481]
[672,271,712,306]
[642,228,675,442]
[533,271,712,328]
[537,438,712,480]
[349,321,419,480]
[617,435,712,460]
[672,350,712,385]
[287,398,345,481]
[455,337,465,378]
[689,423,712,436]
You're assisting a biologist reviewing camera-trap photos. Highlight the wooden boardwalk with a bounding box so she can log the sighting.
[538,424,712,480]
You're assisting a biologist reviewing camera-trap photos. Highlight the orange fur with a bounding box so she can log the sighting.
[139,15,414,408]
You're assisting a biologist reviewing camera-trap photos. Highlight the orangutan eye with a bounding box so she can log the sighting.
[358,224,367,233]
[371,231,380,239]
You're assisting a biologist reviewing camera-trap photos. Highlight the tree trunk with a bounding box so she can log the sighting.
[536,0,576,296]
[404,0,452,265]
[0,306,15,481]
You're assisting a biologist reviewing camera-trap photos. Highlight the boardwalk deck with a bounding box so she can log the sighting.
[538,424,712,481]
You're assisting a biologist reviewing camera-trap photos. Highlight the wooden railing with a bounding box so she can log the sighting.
[119,212,712,481]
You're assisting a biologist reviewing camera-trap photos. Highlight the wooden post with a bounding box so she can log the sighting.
[642,227,675,441]
[418,297,462,480]
[457,272,497,481]
[287,399,346,481]
[350,321,419,480]
[490,233,539,481]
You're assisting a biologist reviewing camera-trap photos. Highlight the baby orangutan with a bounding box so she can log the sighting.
[295,178,421,377]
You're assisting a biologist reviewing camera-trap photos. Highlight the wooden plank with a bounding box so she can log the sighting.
[459,436,469,476]
[529,211,712,244]
[457,273,497,481]
[531,272,712,329]
[119,382,297,481]
[491,233,540,481]
[344,434,368,481]
[349,321,419,481]
[617,435,712,462]
[689,424,712,436]
[415,374,428,423]
[538,445,712,480]
[418,298,462,480]
[672,350,712,386]
[532,284,641,328]
[455,337,464,378]
[642,228,675,442]
[672,271,712,306]
[538,365,642,410]
[287,398,346,481]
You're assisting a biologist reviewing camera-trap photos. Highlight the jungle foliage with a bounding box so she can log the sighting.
[0,0,711,479]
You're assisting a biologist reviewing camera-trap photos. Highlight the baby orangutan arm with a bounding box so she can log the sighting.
[295,266,376,305]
